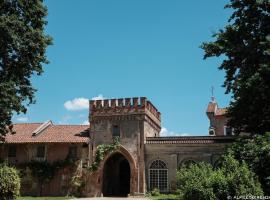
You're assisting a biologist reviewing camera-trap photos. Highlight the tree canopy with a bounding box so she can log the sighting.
[227,133,270,194]
[0,0,52,135]
[177,155,263,200]
[201,0,270,135]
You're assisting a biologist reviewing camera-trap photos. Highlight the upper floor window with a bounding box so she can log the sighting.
[36,145,45,158]
[8,146,16,157]
[224,126,234,136]
[112,125,120,137]
[209,127,215,136]
[68,146,77,159]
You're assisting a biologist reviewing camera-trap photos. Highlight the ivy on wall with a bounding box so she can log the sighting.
[88,137,120,172]
[20,158,76,196]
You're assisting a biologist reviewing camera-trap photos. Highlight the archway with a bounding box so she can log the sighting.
[102,152,130,197]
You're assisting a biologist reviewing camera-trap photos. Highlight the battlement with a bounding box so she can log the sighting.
[90,97,161,122]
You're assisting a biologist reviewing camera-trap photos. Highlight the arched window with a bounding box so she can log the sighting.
[149,160,168,191]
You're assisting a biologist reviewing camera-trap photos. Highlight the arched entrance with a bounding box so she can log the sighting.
[102,152,130,197]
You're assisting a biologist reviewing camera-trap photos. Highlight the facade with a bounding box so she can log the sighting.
[0,97,234,197]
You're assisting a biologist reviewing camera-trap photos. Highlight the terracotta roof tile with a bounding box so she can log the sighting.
[206,102,227,116]
[4,123,89,144]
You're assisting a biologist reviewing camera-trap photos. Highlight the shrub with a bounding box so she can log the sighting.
[177,163,216,200]
[0,163,20,200]
[177,154,263,200]
[227,132,270,194]
[150,188,160,196]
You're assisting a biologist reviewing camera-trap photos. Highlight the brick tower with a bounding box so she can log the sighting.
[88,97,161,196]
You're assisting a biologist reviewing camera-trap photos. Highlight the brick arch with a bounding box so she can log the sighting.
[147,158,169,169]
[99,145,137,196]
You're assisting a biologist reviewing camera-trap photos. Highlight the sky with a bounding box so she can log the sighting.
[13,0,233,136]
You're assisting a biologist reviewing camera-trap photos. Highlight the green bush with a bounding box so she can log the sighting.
[150,188,160,196]
[227,132,270,194]
[177,154,263,200]
[0,163,21,200]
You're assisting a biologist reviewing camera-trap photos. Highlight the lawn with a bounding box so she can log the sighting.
[151,194,179,200]
[18,197,72,200]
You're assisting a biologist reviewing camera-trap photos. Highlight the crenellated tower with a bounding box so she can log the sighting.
[88,97,161,195]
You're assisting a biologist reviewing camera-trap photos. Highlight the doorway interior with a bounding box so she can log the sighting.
[102,152,131,197]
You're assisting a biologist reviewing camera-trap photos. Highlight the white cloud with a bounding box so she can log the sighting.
[160,127,191,137]
[64,98,89,111]
[91,94,105,100]
[81,120,90,125]
[16,117,28,122]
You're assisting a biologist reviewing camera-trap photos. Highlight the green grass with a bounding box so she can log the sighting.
[151,194,179,200]
[18,197,72,200]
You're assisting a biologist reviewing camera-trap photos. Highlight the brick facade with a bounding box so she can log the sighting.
[0,97,233,197]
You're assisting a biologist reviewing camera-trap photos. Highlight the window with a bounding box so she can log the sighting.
[112,125,120,137]
[224,126,233,136]
[36,145,45,158]
[8,146,16,157]
[209,127,215,136]
[149,160,168,191]
[68,146,77,159]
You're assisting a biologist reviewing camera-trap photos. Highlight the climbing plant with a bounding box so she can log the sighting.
[20,158,76,196]
[88,137,120,172]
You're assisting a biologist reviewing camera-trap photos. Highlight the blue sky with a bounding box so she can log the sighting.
[13,0,232,136]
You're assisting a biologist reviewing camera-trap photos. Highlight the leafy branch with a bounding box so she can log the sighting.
[88,137,120,172]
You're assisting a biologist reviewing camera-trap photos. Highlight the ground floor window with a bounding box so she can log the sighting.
[149,160,168,191]
[36,145,45,158]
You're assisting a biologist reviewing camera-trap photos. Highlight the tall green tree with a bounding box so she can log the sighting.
[0,0,52,135]
[201,0,270,135]
[227,133,270,194]
[176,155,263,200]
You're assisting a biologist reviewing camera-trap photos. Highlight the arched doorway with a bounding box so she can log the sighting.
[102,152,130,197]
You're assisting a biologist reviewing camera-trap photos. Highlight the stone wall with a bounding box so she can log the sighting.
[145,139,233,192]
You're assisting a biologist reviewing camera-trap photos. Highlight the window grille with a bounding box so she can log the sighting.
[149,160,168,191]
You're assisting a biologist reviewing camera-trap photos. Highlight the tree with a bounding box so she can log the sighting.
[177,155,263,200]
[0,163,21,200]
[227,133,270,194]
[0,0,52,135]
[201,0,270,135]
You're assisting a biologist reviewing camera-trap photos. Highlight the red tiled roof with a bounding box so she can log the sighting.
[4,123,89,144]
[146,136,235,144]
[206,102,227,116]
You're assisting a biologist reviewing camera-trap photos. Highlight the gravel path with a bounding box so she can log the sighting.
[72,197,149,200]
